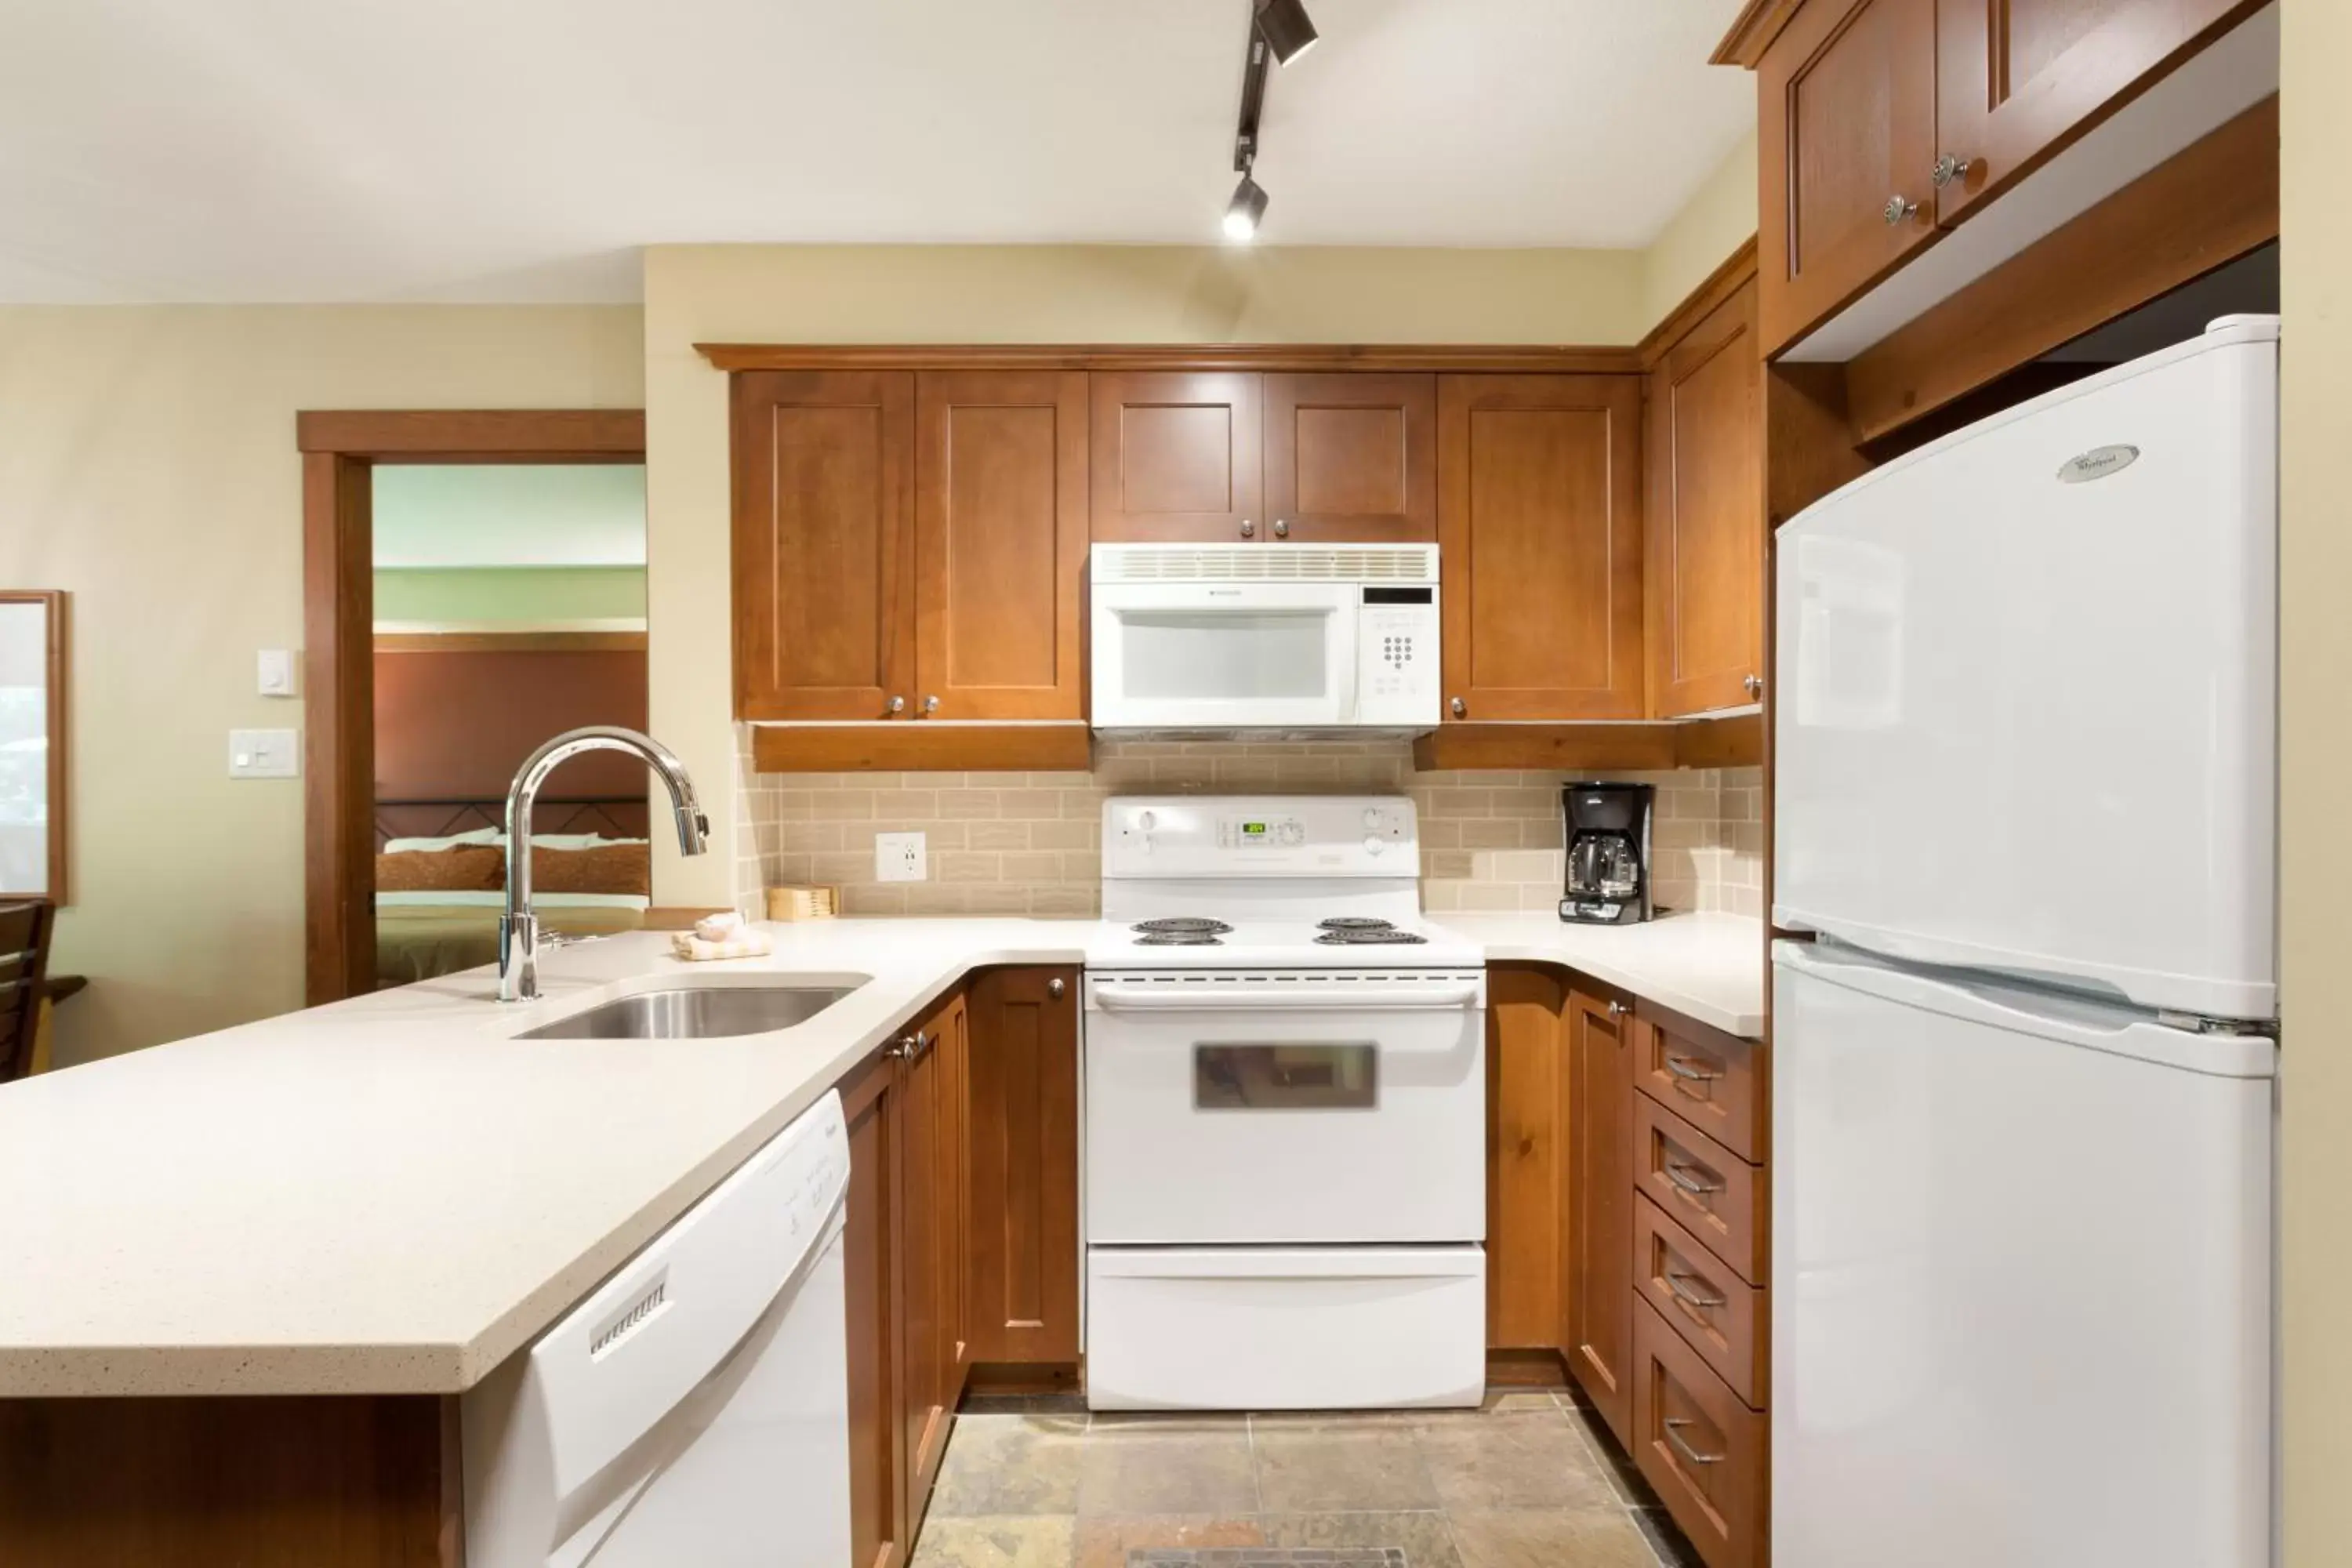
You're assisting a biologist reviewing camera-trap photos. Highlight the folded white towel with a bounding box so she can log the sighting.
[670,929,775,963]
[695,910,746,943]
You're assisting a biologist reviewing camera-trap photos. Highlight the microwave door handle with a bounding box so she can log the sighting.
[1091,982,1482,1012]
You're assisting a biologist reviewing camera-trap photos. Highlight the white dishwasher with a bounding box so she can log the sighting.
[463,1091,852,1568]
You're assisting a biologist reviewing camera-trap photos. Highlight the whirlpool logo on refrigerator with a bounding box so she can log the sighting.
[2056,444,2140,483]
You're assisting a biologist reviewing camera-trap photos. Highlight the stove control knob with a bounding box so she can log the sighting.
[1363,835,1385,856]
[1136,810,1157,832]
[1277,821,1305,847]
[1362,808,1382,830]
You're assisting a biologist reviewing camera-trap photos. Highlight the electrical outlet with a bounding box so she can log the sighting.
[875,831,926,883]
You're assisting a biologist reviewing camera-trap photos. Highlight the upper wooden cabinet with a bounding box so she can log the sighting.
[1933,0,2260,222]
[1090,371,1263,543]
[735,369,1086,724]
[1436,374,1645,722]
[1264,372,1438,543]
[913,372,1088,720]
[732,370,916,721]
[1757,0,1940,353]
[1646,280,1764,717]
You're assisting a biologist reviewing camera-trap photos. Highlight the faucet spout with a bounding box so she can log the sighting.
[499,726,709,1004]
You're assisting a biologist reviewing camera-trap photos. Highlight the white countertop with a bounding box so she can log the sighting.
[0,912,1762,1399]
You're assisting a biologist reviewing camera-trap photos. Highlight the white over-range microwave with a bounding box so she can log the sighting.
[1089,543,1441,735]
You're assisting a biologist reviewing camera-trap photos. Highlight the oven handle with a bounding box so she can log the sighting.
[1089,981,1483,1013]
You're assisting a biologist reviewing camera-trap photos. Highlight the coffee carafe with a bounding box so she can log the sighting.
[1559,782,1653,926]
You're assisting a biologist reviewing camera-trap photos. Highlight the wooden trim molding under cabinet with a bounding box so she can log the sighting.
[749,724,1091,774]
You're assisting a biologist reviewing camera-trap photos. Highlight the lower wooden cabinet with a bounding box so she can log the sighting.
[1632,1299,1768,1568]
[964,966,1082,1365]
[1485,966,1573,1352]
[898,989,967,1512]
[1567,985,1638,1445]
[842,1044,909,1568]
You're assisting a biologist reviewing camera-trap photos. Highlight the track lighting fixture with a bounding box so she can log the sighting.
[1224,169,1269,243]
[1254,0,1319,67]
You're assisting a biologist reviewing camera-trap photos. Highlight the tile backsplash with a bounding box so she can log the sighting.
[735,731,1762,921]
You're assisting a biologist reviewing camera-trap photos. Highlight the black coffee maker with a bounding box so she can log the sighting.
[1559,782,1654,926]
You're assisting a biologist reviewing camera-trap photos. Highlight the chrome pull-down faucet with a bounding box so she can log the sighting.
[499,727,709,1003]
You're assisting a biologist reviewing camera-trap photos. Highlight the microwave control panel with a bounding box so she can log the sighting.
[1356,593,1440,726]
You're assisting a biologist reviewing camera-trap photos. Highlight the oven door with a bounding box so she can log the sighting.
[1083,971,1486,1243]
[1091,581,1359,730]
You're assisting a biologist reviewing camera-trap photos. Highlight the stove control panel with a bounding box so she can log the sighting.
[1104,796,1417,879]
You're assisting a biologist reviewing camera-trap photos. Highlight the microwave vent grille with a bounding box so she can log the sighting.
[1094,544,1436,585]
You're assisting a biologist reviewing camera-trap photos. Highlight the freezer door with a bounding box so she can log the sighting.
[1772,941,2273,1568]
[1774,318,2277,1019]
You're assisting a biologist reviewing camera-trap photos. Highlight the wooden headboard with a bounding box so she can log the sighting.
[372,797,652,851]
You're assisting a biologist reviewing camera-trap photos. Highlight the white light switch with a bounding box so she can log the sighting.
[875,832,926,883]
[229,729,300,779]
[257,648,298,697]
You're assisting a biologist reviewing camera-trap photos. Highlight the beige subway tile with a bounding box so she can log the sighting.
[938,851,1001,884]
[1061,789,1105,815]
[1031,818,1095,851]
[807,790,877,821]
[966,819,1031,850]
[1489,849,1562,884]
[839,884,907,916]
[996,789,1062,819]
[901,883,975,916]
[1519,885,1564,912]
[1519,818,1565,849]
[781,820,846,853]
[768,853,815,885]
[935,789,1001,819]
[870,789,939,820]
[998,851,1063,884]
[1418,818,1461,850]
[1455,882,1521,912]
[1426,850,1475,880]
[810,852,872,886]
[1059,851,1102,882]
[1420,880,1464,912]
[1429,788,1492,816]
[1456,818,1519,850]
[1029,884,1101,916]
[1026,771,1094,788]
[1486,786,1555,817]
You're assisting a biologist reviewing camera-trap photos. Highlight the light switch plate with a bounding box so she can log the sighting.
[875,832,926,883]
[229,729,300,779]
[257,648,298,697]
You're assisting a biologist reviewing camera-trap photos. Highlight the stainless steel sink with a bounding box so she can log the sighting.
[517,983,862,1040]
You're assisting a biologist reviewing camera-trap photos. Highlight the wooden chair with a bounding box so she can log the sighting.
[0,901,56,1084]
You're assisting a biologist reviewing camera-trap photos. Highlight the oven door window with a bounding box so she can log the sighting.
[1195,1044,1377,1110]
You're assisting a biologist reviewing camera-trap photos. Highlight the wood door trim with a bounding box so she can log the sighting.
[1635,238,1761,369]
[750,724,1092,774]
[700,343,1644,375]
[1843,93,2279,445]
[299,411,647,1007]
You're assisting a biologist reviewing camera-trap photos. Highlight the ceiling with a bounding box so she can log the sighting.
[372,466,648,568]
[0,0,1751,303]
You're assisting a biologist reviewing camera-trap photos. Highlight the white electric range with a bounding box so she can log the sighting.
[1079,796,1488,1411]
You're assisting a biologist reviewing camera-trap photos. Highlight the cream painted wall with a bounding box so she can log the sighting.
[0,307,643,1062]
[1639,129,1758,329]
[2280,10,2344,1559]
[641,244,1651,910]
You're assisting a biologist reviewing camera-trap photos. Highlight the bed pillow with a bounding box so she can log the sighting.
[375,844,506,893]
[531,842,652,896]
[382,826,502,854]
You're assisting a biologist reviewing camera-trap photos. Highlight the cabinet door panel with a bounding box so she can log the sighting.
[965,967,1081,1364]
[914,372,1087,720]
[732,370,916,720]
[1265,372,1437,543]
[1568,988,1635,1446]
[841,1051,907,1568]
[1485,966,1571,1352]
[1090,372,1264,543]
[1438,375,1644,720]
[1758,0,1939,351]
[1646,279,1764,718]
[898,1014,949,1511]
[1933,0,2261,222]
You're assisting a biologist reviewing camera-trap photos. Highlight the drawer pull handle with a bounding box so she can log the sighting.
[1664,1417,1726,1466]
[1666,1270,1726,1310]
[1664,1054,1722,1096]
[1663,1160,1722,1196]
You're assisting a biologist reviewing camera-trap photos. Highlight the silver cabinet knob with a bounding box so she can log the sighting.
[923,695,940,715]
[1607,1000,1628,1018]
[1744,674,1764,698]
[1047,977,1065,1000]
[1240,518,1256,539]
[1449,695,1467,718]
[885,1033,915,1061]
[1272,519,1290,539]
[1883,194,1919,225]
[887,695,906,716]
[1931,154,1975,188]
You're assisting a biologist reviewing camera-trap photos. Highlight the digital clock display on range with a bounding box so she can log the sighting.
[1242,822,1267,838]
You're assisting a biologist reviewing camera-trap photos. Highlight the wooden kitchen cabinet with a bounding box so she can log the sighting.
[732,369,917,721]
[913,371,1088,720]
[1756,0,1940,353]
[1566,985,1638,1445]
[1485,965,1573,1352]
[1436,375,1646,722]
[1933,0,2262,223]
[1646,279,1764,717]
[842,1044,909,1568]
[1089,371,1264,543]
[964,966,1082,1365]
[1632,1299,1769,1568]
[897,989,969,1512]
[1264,372,1437,543]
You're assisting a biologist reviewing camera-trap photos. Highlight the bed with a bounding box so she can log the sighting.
[373,797,652,988]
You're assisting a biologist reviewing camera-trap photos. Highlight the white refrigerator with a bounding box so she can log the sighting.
[1772,315,2279,1567]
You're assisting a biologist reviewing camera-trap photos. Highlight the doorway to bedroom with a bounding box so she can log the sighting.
[369,463,651,989]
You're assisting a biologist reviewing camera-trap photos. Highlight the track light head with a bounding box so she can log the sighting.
[1254,0,1319,67]
[1224,172,1269,242]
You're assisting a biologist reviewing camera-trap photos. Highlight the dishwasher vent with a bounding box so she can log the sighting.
[588,1269,670,1359]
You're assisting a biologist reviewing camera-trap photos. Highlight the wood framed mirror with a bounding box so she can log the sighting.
[0,590,67,903]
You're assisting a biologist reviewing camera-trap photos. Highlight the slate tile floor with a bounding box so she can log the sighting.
[911,1391,1702,1568]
